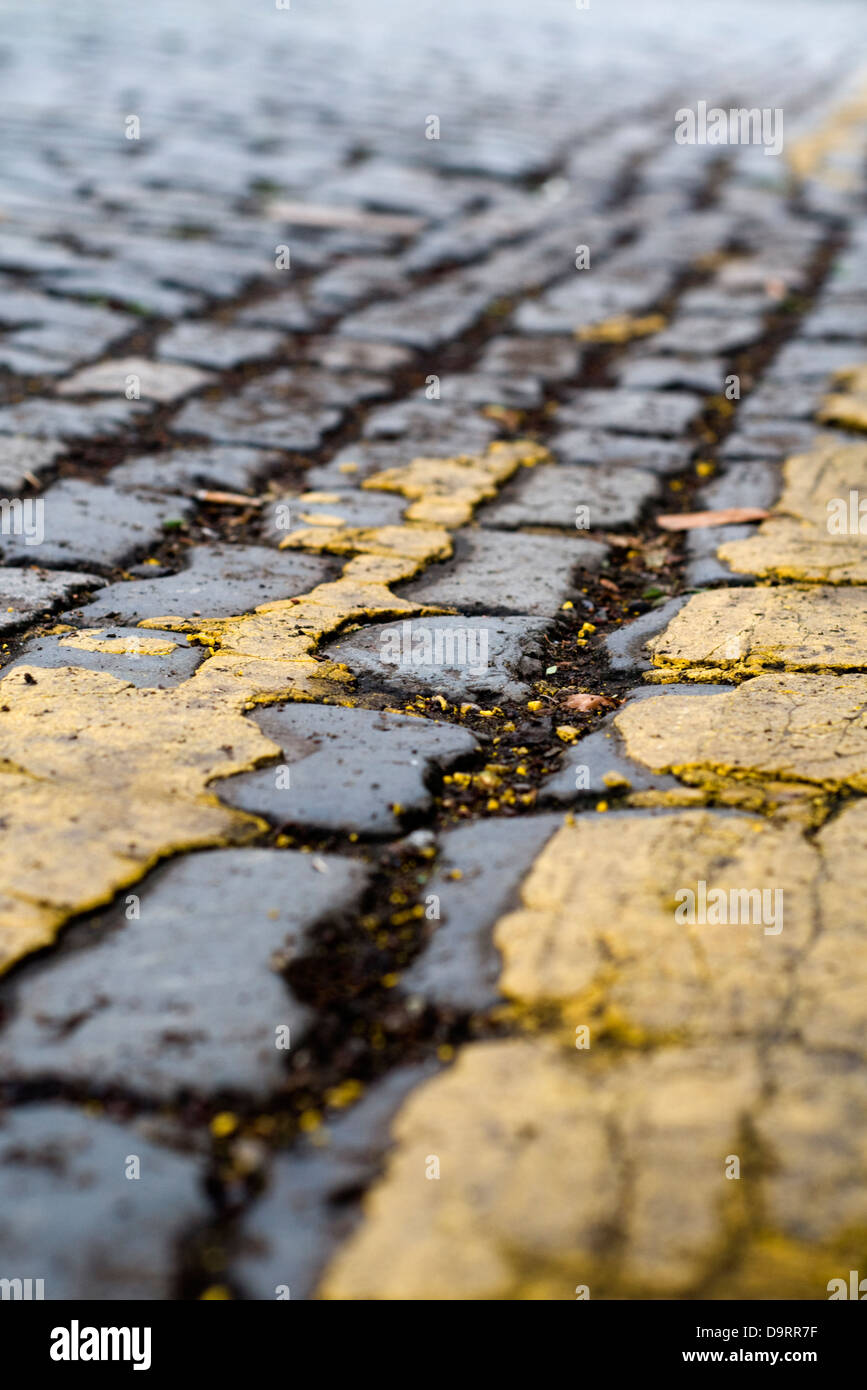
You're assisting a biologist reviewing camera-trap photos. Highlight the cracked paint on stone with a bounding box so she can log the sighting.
[59,629,179,656]
[0,440,548,970]
[645,586,867,680]
[0,665,271,973]
[719,440,867,582]
[319,1037,767,1299]
[360,439,550,527]
[615,673,867,797]
[492,811,815,1037]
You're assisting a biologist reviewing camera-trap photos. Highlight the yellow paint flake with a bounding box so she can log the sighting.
[59,630,178,656]
[575,313,666,344]
[325,1079,364,1109]
[361,439,549,526]
[210,1112,239,1138]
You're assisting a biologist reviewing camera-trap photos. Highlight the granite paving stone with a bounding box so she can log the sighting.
[233,1064,439,1300]
[325,614,550,703]
[73,543,335,624]
[219,704,479,837]
[301,337,414,374]
[0,436,65,493]
[767,341,860,383]
[0,479,194,571]
[402,529,606,615]
[652,315,765,355]
[0,565,104,636]
[8,627,204,687]
[338,282,492,350]
[612,355,725,394]
[479,462,659,530]
[0,398,152,440]
[56,356,214,403]
[556,388,702,437]
[550,427,693,474]
[156,321,285,370]
[0,850,369,1099]
[0,1105,208,1300]
[477,335,581,383]
[110,446,284,496]
[360,400,500,449]
[400,816,565,1012]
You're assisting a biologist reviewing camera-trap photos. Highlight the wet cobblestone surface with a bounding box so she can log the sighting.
[1,0,867,1303]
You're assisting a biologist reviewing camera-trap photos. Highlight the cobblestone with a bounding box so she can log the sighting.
[326,615,549,703]
[557,389,703,437]
[0,850,367,1099]
[0,565,103,635]
[218,704,478,837]
[403,529,606,616]
[0,1104,208,1300]
[56,357,214,403]
[0,479,193,572]
[400,816,564,1011]
[480,462,659,530]
[74,544,335,624]
[156,322,285,371]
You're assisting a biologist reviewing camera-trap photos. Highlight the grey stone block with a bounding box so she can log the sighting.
[479,463,658,530]
[0,849,369,1099]
[401,815,564,1011]
[326,615,550,703]
[0,480,193,571]
[219,704,478,837]
[74,543,334,624]
[403,529,606,616]
[0,1105,208,1300]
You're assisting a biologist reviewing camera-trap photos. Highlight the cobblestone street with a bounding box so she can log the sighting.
[2,0,867,1305]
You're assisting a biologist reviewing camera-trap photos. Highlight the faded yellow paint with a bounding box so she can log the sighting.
[360,439,548,527]
[319,806,867,1298]
[492,811,814,1036]
[719,439,867,582]
[0,441,550,971]
[0,665,270,972]
[645,586,867,678]
[787,82,867,186]
[575,313,666,344]
[59,630,179,656]
[616,672,867,794]
[321,182,867,1302]
[790,797,867,1057]
[320,1037,767,1299]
